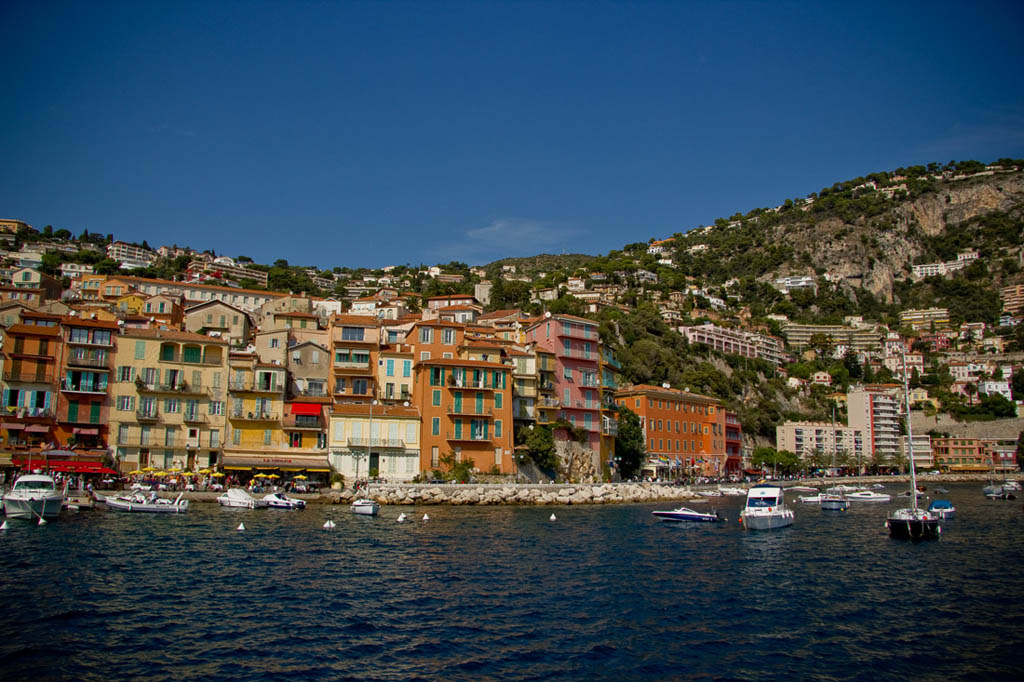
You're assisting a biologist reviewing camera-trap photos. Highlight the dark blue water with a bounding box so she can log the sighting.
[1,483,1022,681]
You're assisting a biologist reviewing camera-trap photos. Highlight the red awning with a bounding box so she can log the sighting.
[13,458,115,474]
[2,423,25,430]
[73,428,100,436]
[24,425,50,433]
[290,403,322,416]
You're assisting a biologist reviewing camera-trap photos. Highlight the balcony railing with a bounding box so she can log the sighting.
[159,354,222,366]
[346,437,406,449]
[446,431,490,442]
[136,410,161,422]
[538,397,560,408]
[136,378,208,396]
[230,411,279,422]
[448,379,496,391]
[580,377,600,387]
[1,407,53,419]
[66,355,111,369]
[2,369,56,383]
[333,361,372,370]
[557,324,597,340]
[183,412,206,424]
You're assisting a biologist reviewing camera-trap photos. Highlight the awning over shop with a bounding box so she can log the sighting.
[290,403,323,416]
[220,452,330,471]
[24,425,50,433]
[2,423,25,431]
[73,428,100,436]
[13,458,114,474]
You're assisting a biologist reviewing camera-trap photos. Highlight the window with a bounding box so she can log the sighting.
[165,429,176,447]
[442,328,456,345]
[431,446,439,468]
[386,359,395,377]
[341,327,365,341]
[270,338,280,348]
[495,393,503,409]
[564,367,573,380]
[134,341,146,360]
[233,429,241,445]
[432,389,441,407]
[118,366,135,382]
[405,423,416,444]
[495,447,502,466]
[118,424,130,443]
[418,327,434,343]
[402,360,411,378]
[210,429,220,448]
[264,429,272,445]
[164,399,180,413]
[420,351,430,361]
[495,420,502,438]
[431,417,439,436]
[117,396,135,411]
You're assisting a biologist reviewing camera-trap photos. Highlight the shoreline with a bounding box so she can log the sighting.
[117,473,1016,507]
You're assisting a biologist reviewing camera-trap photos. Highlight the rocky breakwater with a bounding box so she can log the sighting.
[333,483,700,506]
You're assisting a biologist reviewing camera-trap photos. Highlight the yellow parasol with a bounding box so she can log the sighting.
[267,474,280,479]
[142,466,157,472]
[198,468,212,475]
[210,472,225,477]
[293,474,308,480]
[128,469,144,475]
[153,470,167,476]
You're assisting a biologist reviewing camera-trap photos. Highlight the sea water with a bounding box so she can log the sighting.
[0,483,1021,681]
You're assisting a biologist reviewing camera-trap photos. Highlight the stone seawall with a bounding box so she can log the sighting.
[342,483,701,506]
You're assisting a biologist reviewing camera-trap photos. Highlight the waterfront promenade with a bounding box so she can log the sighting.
[122,473,1014,506]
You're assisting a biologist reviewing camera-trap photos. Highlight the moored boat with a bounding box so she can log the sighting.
[819,493,850,511]
[846,490,891,503]
[717,487,746,496]
[102,491,189,513]
[927,499,955,519]
[351,498,380,516]
[263,492,306,510]
[740,483,794,530]
[697,490,723,498]
[652,507,725,522]
[217,488,268,509]
[798,494,823,504]
[3,474,65,520]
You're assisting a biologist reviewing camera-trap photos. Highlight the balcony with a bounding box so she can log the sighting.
[333,361,373,372]
[66,334,113,347]
[136,378,208,396]
[446,431,491,442]
[446,404,493,417]
[1,407,53,420]
[230,411,279,422]
[580,376,600,388]
[228,380,283,394]
[66,354,111,369]
[283,415,323,431]
[60,381,108,395]
[557,323,597,340]
[136,410,161,422]
[3,369,56,384]
[537,397,561,408]
[183,412,207,424]
[602,419,619,437]
[159,353,222,366]
[346,437,406,449]
[447,379,496,391]
[514,407,536,420]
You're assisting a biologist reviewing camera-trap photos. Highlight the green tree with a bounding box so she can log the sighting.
[517,424,557,472]
[94,258,121,275]
[614,406,645,479]
[438,451,474,483]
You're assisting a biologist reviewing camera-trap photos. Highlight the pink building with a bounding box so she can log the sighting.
[524,314,602,453]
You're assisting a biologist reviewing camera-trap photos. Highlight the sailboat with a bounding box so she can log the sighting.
[886,351,939,541]
[820,407,850,512]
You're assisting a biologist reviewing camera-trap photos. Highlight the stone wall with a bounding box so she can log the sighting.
[336,482,699,506]
[911,413,1024,440]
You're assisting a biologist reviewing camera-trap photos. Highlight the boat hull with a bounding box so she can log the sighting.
[103,496,189,513]
[652,509,724,523]
[820,499,850,511]
[886,515,940,541]
[351,499,380,515]
[741,510,794,530]
[3,494,64,520]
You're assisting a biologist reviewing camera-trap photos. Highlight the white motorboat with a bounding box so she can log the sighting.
[871,484,886,489]
[846,490,891,502]
[102,491,189,513]
[351,498,380,516]
[697,490,723,497]
[825,484,862,494]
[3,474,65,520]
[717,487,746,496]
[740,483,794,530]
[1002,480,1022,492]
[798,494,823,504]
[652,507,726,522]
[217,488,269,509]
[262,492,306,510]
[787,486,819,493]
[927,499,956,519]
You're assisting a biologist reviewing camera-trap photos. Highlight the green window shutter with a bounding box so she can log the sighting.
[495,393,502,409]
[67,401,79,422]
[454,419,462,439]
[432,389,441,407]
[183,346,201,363]
[453,392,462,412]
[134,341,146,359]
[90,402,101,424]
[495,420,502,438]
[483,421,489,439]
[432,417,439,436]
[476,392,483,414]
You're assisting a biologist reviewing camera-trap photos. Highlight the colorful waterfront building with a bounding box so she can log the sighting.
[414,357,515,475]
[55,317,118,458]
[0,312,62,461]
[329,314,381,404]
[109,329,229,472]
[614,384,727,479]
[328,402,421,481]
[223,353,289,471]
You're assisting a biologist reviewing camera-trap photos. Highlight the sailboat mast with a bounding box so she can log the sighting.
[901,349,919,512]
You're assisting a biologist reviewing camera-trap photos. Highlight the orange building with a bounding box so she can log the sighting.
[1,313,64,458]
[414,357,515,475]
[408,319,466,362]
[54,317,118,456]
[614,384,727,479]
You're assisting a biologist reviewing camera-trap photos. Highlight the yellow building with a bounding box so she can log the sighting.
[377,343,414,403]
[222,353,330,474]
[116,293,146,315]
[109,329,229,472]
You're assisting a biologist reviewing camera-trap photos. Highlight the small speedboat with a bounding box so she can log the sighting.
[871,484,886,489]
[3,474,64,520]
[927,499,955,519]
[787,486,819,493]
[934,487,949,494]
[798,494,823,504]
[652,507,725,523]
[899,490,925,498]
[740,483,794,530]
[846,490,891,503]
[217,488,269,509]
[697,490,723,497]
[1002,480,1021,492]
[986,490,1017,500]
[351,498,380,516]
[103,492,189,513]
[826,484,862,494]
[819,493,850,511]
[262,492,306,510]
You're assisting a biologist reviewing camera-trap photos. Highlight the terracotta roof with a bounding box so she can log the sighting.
[101,275,286,299]
[615,383,718,403]
[478,309,523,320]
[60,317,119,329]
[6,323,60,337]
[414,358,510,370]
[331,314,381,326]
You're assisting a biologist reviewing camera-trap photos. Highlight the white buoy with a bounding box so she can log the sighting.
[38,517,47,526]
[549,513,557,521]
[422,513,429,521]
[0,520,8,530]
[323,519,336,529]
[237,522,245,531]
[397,513,406,523]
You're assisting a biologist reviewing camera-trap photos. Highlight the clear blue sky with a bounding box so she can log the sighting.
[2,1,1022,270]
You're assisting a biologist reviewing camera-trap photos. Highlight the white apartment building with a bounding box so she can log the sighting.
[775,421,865,464]
[774,275,817,295]
[107,241,157,267]
[912,250,979,279]
[680,322,785,366]
[847,385,903,465]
